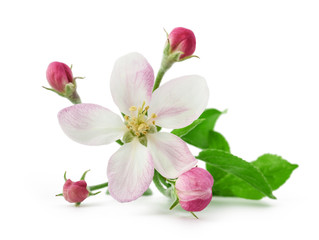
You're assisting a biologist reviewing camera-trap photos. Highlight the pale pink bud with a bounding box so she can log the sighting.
[175,167,214,212]
[46,62,73,93]
[63,179,89,203]
[168,27,196,59]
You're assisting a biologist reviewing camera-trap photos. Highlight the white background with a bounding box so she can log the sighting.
[1,0,318,239]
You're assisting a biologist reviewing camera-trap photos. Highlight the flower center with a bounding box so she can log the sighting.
[124,101,157,137]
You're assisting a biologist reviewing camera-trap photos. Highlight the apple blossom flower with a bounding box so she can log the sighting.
[58,52,209,203]
[63,179,89,203]
[168,27,196,59]
[175,167,214,212]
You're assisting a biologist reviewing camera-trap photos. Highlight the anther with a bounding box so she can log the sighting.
[138,124,146,131]
[129,106,137,112]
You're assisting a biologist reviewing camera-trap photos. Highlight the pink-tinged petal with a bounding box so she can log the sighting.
[147,132,197,179]
[58,103,126,146]
[175,167,214,193]
[110,53,154,115]
[149,75,209,129]
[107,139,154,202]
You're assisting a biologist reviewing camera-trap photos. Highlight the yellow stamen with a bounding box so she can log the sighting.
[129,106,137,112]
[124,102,156,138]
[138,123,146,131]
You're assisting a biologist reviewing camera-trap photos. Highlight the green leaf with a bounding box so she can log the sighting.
[213,174,266,199]
[205,131,230,180]
[171,119,205,138]
[207,131,230,152]
[197,149,276,199]
[208,154,298,200]
[172,108,224,149]
[252,154,298,191]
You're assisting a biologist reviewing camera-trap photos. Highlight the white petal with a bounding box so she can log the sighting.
[107,139,154,202]
[110,52,154,115]
[147,132,197,179]
[149,75,209,129]
[58,103,126,146]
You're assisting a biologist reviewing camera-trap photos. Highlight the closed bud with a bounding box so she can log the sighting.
[63,179,89,203]
[44,61,82,104]
[168,27,196,59]
[158,27,197,78]
[175,167,214,212]
[46,62,74,93]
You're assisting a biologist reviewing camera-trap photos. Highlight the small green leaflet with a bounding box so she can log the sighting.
[171,119,205,138]
[207,153,298,200]
[253,154,298,191]
[207,131,230,152]
[205,131,230,180]
[197,149,276,199]
[172,108,225,149]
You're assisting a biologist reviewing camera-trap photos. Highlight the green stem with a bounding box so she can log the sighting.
[88,182,108,191]
[152,68,167,92]
[157,172,171,188]
[153,170,171,198]
[68,91,82,104]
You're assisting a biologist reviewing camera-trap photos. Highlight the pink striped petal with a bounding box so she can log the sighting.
[149,75,209,129]
[58,103,126,146]
[147,132,197,179]
[110,53,154,115]
[107,139,154,202]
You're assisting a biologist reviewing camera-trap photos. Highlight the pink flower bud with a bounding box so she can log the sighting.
[46,62,73,93]
[175,167,214,212]
[63,179,89,203]
[168,27,196,59]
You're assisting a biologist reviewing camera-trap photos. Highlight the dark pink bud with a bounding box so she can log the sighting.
[175,167,214,212]
[168,27,196,59]
[63,179,89,203]
[46,62,73,93]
